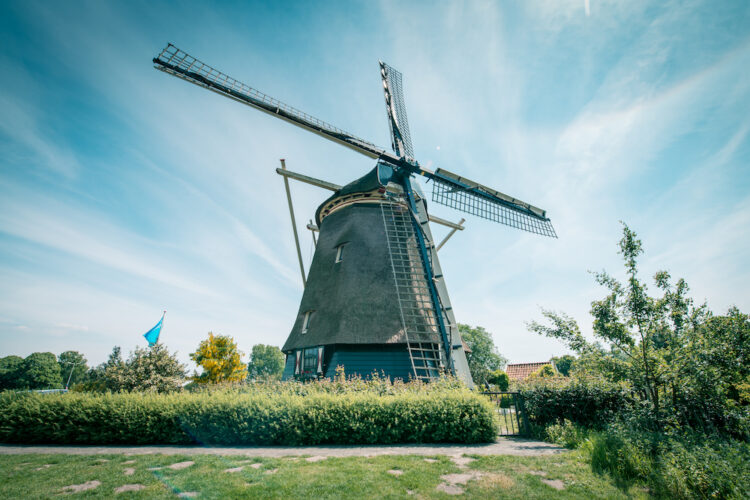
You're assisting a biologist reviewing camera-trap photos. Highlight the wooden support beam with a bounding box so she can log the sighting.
[280,159,306,288]
[275,168,342,191]
[276,166,466,231]
[436,218,465,251]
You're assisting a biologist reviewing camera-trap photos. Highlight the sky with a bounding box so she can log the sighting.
[1,0,749,371]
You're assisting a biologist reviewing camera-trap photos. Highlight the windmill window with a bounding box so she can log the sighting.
[335,244,346,263]
[301,310,313,333]
[302,348,318,374]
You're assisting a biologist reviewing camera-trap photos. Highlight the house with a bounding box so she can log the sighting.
[505,361,556,381]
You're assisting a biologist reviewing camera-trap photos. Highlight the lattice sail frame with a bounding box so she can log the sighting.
[380,62,414,159]
[153,44,384,157]
[430,177,557,237]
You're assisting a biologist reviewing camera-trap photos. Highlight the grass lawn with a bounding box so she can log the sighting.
[0,451,650,499]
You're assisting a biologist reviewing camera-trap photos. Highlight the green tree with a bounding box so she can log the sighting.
[247,344,284,380]
[551,354,575,377]
[528,223,748,432]
[58,351,88,388]
[22,352,62,389]
[113,343,186,392]
[458,324,507,386]
[0,355,25,390]
[78,344,185,393]
[190,332,247,384]
[487,369,509,391]
[529,364,556,379]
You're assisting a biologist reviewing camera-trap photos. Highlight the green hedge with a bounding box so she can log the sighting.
[0,388,497,445]
[519,381,631,429]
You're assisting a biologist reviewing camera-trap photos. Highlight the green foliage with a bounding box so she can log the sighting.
[529,364,556,379]
[247,344,284,380]
[458,324,507,386]
[519,380,630,430]
[21,352,62,389]
[190,332,247,384]
[77,344,185,393]
[487,370,509,391]
[543,419,593,449]
[0,380,498,445]
[552,354,575,376]
[588,426,750,499]
[57,351,87,388]
[528,223,750,436]
[0,356,24,390]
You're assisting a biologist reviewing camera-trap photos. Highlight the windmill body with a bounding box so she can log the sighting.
[281,163,473,385]
[152,44,556,387]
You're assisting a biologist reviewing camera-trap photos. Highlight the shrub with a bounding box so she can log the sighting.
[486,370,509,391]
[519,380,630,429]
[544,419,593,449]
[0,383,497,445]
[587,425,750,499]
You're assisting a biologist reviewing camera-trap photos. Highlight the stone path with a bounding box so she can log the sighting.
[0,438,562,457]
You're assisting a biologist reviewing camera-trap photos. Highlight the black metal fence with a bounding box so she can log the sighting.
[481,391,527,436]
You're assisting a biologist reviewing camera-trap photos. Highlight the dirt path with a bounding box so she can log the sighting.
[0,437,563,457]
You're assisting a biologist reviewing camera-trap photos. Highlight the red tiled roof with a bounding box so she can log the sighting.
[506,361,553,381]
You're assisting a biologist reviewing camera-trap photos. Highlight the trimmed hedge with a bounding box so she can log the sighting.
[0,388,497,445]
[519,381,631,429]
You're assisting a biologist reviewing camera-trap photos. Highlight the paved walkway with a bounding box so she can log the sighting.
[0,438,563,457]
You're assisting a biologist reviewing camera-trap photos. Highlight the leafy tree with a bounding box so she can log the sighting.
[552,354,575,377]
[78,344,185,393]
[528,223,749,433]
[529,364,556,379]
[458,324,507,386]
[487,369,509,391]
[0,355,25,390]
[247,344,284,380]
[58,351,88,388]
[110,343,186,392]
[190,332,247,384]
[22,352,62,389]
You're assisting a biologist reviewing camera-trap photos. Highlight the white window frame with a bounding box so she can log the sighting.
[335,243,345,263]
[301,310,313,333]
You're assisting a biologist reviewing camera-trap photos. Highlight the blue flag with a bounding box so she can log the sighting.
[143,311,165,346]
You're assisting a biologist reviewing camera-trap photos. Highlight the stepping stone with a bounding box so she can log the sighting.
[387,469,403,476]
[542,479,565,490]
[61,480,101,493]
[34,464,52,471]
[406,490,414,496]
[423,458,438,463]
[249,463,263,469]
[529,470,547,476]
[122,460,136,465]
[177,492,198,498]
[115,484,145,493]
[264,468,278,475]
[440,472,482,485]
[224,467,243,473]
[123,468,136,476]
[450,455,475,468]
[147,467,162,471]
[436,483,464,495]
[306,456,327,462]
[168,461,194,470]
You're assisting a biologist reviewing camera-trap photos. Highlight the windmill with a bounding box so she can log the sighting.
[153,44,557,387]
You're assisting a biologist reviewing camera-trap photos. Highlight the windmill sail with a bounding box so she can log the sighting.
[426,168,558,238]
[153,44,387,160]
[380,62,414,159]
